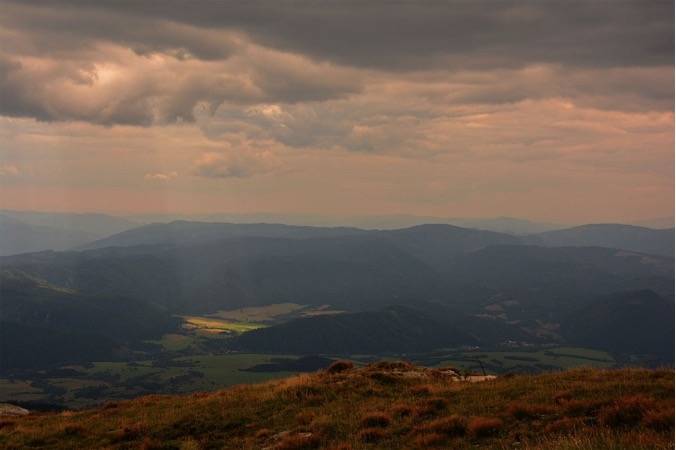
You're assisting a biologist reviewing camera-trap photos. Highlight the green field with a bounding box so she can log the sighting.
[148,333,197,351]
[426,346,615,373]
[0,346,617,410]
[208,303,306,322]
[180,316,267,334]
[0,380,43,402]
[207,303,344,322]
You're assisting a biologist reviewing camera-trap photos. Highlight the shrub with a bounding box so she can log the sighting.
[507,402,556,420]
[553,391,573,404]
[140,437,164,450]
[358,427,387,443]
[275,433,320,450]
[368,372,398,384]
[414,397,448,418]
[310,416,337,437]
[563,399,607,417]
[296,411,315,426]
[371,361,414,371]
[417,415,467,436]
[643,409,674,432]
[412,432,447,447]
[62,424,84,436]
[467,417,503,438]
[327,444,352,450]
[326,360,354,374]
[544,417,585,434]
[255,428,273,439]
[598,396,656,429]
[391,403,413,418]
[411,385,432,396]
[360,412,391,428]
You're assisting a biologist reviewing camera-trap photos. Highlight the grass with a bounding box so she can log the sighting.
[148,333,196,351]
[208,303,306,322]
[0,380,43,402]
[208,303,345,322]
[173,354,295,385]
[429,347,615,373]
[180,316,267,334]
[0,364,672,449]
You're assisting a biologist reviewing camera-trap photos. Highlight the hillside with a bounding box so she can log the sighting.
[0,211,137,256]
[562,290,675,359]
[0,227,673,371]
[80,221,366,250]
[527,224,674,257]
[232,305,477,354]
[0,215,97,256]
[0,364,672,449]
[0,270,178,370]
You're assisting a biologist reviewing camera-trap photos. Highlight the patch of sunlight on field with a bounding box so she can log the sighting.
[174,354,294,386]
[181,316,266,333]
[209,303,305,322]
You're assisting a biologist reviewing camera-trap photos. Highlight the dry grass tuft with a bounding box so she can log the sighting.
[414,397,448,418]
[360,412,391,428]
[643,409,675,432]
[507,402,556,420]
[598,395,656,428]
[553,390,573,404]
[358,427,388,443]
[368,371,399,384]
[140,436,165,450]
[0,366,672,450]
[61,424,84,436]
[563,399,607,417]
[412,432,447,447]
[275,433,320,450]
[416,415,467,436]
[390,403,414,418]
[326,360,354,374]
[467,416,503,438]
[296,410,315,426]
[370,360,414,371]
[544,417,585,434]
[255,428,273,439]
[326,444,352,450]
[411,384,432,396]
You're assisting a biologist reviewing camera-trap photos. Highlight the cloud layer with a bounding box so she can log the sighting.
[0,0,672,222]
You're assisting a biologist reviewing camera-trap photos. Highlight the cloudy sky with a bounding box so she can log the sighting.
[0,1,673,223]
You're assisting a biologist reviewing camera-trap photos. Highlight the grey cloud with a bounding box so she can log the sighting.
[192,151,279,179]
[4,0,673,70]
[0,0,672,127]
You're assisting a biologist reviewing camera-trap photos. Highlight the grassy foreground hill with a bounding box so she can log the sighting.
[0,364,673,449]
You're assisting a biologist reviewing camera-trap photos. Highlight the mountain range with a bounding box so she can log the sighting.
[0,219,673,370]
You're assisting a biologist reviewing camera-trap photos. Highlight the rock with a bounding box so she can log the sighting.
[0,403,29,416]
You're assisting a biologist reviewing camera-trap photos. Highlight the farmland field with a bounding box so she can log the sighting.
[422,346,615,373]
[180,316,267,334]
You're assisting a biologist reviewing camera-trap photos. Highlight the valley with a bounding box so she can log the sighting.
[0,303,620,410]
[0,221,673,413]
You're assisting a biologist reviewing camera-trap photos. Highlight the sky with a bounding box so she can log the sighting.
[0,0,673,223]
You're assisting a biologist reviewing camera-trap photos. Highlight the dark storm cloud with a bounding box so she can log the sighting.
[4,0,673,70]
[0,0,672,126]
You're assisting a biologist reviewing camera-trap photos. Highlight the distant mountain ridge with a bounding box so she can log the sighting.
[0,219,673,370]
[85,220,674,258]
[527,223,674,257]
[0,211,137,256]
